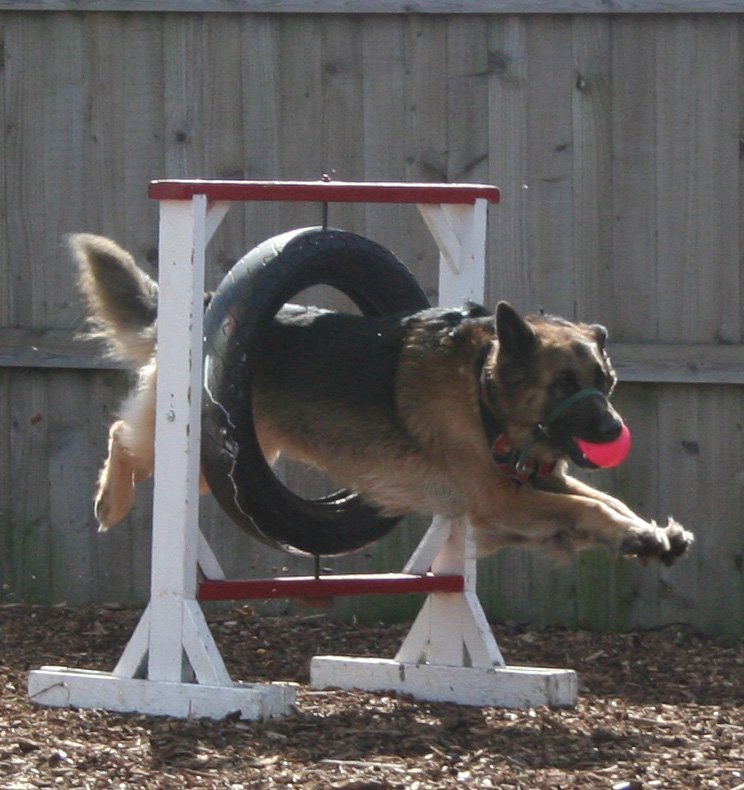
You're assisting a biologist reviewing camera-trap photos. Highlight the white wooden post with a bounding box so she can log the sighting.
[310,199,578,708]
[28,196,295,720]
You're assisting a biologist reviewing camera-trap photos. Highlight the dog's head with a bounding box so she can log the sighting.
[483,302,623,468]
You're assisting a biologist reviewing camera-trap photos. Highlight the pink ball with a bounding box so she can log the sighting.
[576,423,632,468]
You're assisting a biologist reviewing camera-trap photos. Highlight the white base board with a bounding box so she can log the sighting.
[28,666,296,721]
[310,656,577,709]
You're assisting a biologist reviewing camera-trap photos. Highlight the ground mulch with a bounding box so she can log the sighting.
[1,603,743,789]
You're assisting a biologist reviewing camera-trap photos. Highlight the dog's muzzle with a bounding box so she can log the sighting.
[534,388,625,469]
[481,387,628,483]
[513,388,623,474]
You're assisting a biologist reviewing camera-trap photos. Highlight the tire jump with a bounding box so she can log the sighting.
[201,227,430,557]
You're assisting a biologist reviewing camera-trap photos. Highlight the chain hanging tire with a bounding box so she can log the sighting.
[201,227,430,556]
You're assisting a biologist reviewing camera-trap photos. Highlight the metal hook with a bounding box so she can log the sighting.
[321,173,332,229]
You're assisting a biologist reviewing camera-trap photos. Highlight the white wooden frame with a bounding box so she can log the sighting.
[28,180,575,719]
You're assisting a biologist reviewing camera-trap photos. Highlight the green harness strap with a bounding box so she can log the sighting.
[516,388,605,471]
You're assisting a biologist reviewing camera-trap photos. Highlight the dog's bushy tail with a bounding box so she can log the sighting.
[70,233,158,365]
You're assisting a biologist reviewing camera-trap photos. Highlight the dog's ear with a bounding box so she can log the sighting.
[588,323,608,352]
[495,302,536,384]
[496,302,536,357]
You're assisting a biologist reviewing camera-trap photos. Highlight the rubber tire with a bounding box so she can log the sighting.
[201,227,430,556]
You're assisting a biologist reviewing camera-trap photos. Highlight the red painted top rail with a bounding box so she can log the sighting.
[149,179,500,205]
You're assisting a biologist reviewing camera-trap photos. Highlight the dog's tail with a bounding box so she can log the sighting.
[70,233,158,365]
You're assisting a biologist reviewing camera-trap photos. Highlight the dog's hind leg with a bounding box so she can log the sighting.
[94,362,212,529]
[94,419,152,530]
[94,364,156,530]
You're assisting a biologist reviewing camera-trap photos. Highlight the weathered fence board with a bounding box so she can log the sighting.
[1,9,743,637]
[611,16,658,343]
[3,1,744,13]
[572,16,613,322]
[526,17,576,317]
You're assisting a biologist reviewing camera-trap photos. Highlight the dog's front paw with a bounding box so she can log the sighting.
[620,518,694,565]
[657,518,695,566]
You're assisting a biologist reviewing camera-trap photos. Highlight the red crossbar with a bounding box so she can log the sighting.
[198,572,464,601]
[149,179,500,205]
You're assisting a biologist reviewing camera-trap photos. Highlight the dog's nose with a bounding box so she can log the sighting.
[596,414,623,442]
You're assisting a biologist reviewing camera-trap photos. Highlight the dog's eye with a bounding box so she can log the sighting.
[601,370,617,395]
[595,365,615,394]
[554,371,578,395]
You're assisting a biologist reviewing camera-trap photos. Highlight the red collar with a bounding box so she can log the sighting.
[479,377,556,485]
[490,431,556,485]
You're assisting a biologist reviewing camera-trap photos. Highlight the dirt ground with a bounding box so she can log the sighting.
[1,603,744,790]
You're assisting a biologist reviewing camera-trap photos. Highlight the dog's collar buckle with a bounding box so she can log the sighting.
[491,432,555,485]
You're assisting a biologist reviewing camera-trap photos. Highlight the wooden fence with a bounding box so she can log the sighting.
[1,4,744,637]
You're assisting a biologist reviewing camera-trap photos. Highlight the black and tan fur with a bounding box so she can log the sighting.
[71,233,693,565]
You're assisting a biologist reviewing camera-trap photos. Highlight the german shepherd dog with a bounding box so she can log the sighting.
[71,233,693,565]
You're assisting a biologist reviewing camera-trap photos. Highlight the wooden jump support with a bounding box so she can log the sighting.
[28,179,577,720]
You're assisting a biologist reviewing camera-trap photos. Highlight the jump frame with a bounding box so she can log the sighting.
[29,179,577,720]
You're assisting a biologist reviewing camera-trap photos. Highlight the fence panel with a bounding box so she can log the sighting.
[1,9,742,635]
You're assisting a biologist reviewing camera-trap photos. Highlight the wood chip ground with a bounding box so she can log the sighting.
[2,604,743,789]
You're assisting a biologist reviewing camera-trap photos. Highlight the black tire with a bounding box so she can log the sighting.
[201,227,430,556]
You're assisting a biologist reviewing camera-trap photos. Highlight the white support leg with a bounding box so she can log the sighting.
[310,516,577,708]
[198,528,227,581]
[29,196,295,721]
[311,198,577,709]
[417,198,488,306]
[394,517,504,668]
